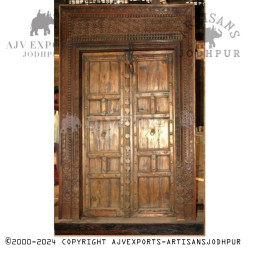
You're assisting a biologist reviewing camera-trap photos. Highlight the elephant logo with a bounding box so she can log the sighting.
[30,10,54,36]
[61,113,82,134]
[206,26,223,48]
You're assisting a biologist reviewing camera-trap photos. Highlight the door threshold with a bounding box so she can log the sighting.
[55,216,204,224]
[54,217,204,235]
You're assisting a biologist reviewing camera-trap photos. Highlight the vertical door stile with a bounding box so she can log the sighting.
[83,55,89,213]
[131,55,137,214]
[120,54,125,213]
[123,52,131,217]
[129,52,134,217]
[86,57,90,213]
[82,55,86,214]
[169,53,175,213]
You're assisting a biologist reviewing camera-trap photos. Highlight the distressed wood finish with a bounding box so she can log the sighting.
[132,50,175,217]
[59,4,196,220]
[82,52,125,217]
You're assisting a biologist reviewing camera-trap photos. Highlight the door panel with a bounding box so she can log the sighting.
[89,120,120,152]
[89,61,120,94]
[138,177,170,208]
[137,60,168,92]
[83,52,125,217]
[90,178,120,208]
[137,119,169,150]
[132,51,175,216]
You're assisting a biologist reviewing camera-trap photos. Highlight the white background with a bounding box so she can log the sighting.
[0,0,256,255]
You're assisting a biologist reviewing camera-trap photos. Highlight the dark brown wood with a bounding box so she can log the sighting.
[55,222,204,235]
[54,164,59,184]
[59,4,196,221]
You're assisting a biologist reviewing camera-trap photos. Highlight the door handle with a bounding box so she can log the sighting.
[150,128,156,136]
[101,131,107,137]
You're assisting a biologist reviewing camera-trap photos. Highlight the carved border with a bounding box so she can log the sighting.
[59,4,195,220]
[71,33,184,42]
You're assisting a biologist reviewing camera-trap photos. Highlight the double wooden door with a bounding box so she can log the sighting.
[82,50,175,218]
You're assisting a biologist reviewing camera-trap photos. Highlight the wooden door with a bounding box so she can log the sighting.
[82,50,175,218]
[83,52,126,217]
[131,51,175,217]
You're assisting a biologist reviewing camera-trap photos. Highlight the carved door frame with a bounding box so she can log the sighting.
[59,4,196,220]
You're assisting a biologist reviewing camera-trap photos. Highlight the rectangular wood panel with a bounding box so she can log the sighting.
[89,61,120,94]
[137,119,169,150]
[137,60,168,92]
[138,177,170,208]
[89,120,120,152]
[90,179,120,208]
